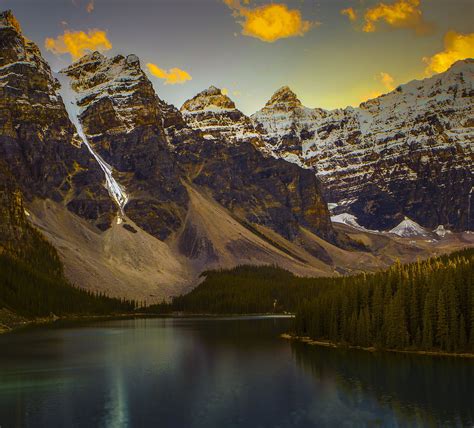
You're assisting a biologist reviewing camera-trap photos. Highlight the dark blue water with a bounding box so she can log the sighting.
[0,316,472,427]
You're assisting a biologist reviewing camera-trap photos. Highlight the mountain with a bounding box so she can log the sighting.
[59,51,189,240]
[1,9,472,304]
[251,86,327,166]
[1,10,352,302]
[251,63,473,231]
[0,10,116,230]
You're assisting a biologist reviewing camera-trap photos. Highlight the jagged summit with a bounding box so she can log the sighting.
[264,86,302,109]
[0,10,21,32]
[181,86,236,113]
[64,51,142,78]
[179,85,262,144]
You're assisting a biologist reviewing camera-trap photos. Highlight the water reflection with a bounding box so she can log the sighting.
[0,317,472,428]
[291,342,474,427]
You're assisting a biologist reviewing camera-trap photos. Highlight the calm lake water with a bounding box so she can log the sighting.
[0,316,472,427]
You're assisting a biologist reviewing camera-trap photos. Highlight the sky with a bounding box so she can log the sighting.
[3,0,474,115]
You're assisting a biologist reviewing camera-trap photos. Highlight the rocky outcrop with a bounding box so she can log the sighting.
[0,10,115,230]
[251,64,474,231]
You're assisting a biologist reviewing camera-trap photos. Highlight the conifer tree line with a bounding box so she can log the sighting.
[156,249,473,353]
[0,253,137,317]
[294,249,473,353]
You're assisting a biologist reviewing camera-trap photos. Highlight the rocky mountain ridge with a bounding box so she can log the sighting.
[181,63,473,232]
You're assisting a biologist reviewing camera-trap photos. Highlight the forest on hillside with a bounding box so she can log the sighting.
[153,249,474,354]
[0,166,137,318]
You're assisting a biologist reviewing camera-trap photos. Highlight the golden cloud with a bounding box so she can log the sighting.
[45,29,112,60]
[341,7,357,22]
[380,72,395,91]
[359,71,396,103]
[224,0,312,43]
[424,31,474,75]
[146,63,192,85]
[363,0,432,35]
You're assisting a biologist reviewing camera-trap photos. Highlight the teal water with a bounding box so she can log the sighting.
[0,316,472,427]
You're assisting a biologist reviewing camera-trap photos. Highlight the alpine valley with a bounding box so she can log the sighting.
[0,9,473,305]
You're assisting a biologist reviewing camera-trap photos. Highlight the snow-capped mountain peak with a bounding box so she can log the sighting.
[251,60,473,232]
[264,86,303,110]
[180,86,261,144]
[181,86,236,113]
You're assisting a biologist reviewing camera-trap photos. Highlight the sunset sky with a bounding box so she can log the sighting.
[5,0,474,114]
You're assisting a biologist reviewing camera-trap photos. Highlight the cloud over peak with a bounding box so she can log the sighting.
[45,29,112,60]
[224,0,313,43]
[424,31,474,75]
[146,63,192,85]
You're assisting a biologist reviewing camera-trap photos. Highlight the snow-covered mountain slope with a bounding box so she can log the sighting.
[331,213,365,230]
[251,61,474,231]
[251,86,327,167]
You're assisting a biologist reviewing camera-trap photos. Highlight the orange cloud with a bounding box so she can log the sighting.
[363,0,432,35]
[380,72,395,91]
[423,31,474,75]
[341,7,357,22]
[45,29,112,60]
[146,63,192,85]
[224,0,313,42]
[86,0,94,13]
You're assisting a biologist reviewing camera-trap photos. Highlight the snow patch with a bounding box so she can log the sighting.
[330,213,376,232]
[389,217,429,238]
[433,225,452,238]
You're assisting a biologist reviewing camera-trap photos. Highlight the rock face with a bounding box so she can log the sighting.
[251,63,474,231]
[0,10,115,230]
[61,52,189,240]
[175,138,335,242]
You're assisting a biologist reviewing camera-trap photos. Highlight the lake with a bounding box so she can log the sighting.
[0,316,472,427]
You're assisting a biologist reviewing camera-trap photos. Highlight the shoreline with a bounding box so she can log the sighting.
[281,333,474,359]
[0,311,294,335]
